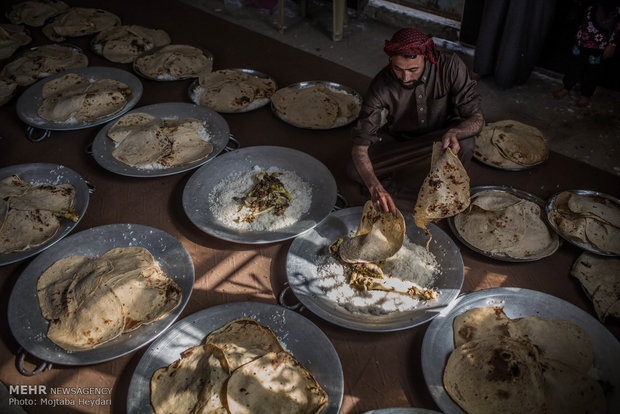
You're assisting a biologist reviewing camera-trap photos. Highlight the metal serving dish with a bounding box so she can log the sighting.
[448,185,560,262]
[545,189,620,256]
[363,409,442,414]
[285,206,464,332]
[0,163,91,266]
[127,301,344,414]
[7,223,194,368]
[421,287,620,414]
[90,102,231,177]
[188,68,277,113]
[132,44,214,81]
[182,145,337,244]
[16,66,143,141]
[271,80,362,130]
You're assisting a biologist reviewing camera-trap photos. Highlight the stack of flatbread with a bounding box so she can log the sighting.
[108,112,214,168]
[0,24,32,60]
[150,318,328,414]
[571,252,620,321]
[0,77,18,106]
[474,120,549,169]
[42,7,121,42]
[271,83,361,129]
[196,69,277,113]
[0,174,77,255]
[37,73,131,122]
[7,0,70,27]
[443,307,606,414]
[37,246,182,351]
[454,189,559,260]
[413,142,470,238]
[1,44,88,86]
[92,25,171,63]
[548,191,620,255]
[134,44,212,80]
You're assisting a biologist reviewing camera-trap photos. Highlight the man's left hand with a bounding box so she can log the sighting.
[442,130,460,154]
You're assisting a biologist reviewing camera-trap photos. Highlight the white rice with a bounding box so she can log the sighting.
[316,237,440,315]
[209,166,312,231]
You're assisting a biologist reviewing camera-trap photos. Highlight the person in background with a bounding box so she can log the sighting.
[348,28,484,215]
[553,1,620,107]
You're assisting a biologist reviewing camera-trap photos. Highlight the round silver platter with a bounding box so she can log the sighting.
[421,287,620,414]
[286,206,464,332]
[132,44,214,81]
[127,301,343,414]
[545,189,620,256]
[91,102,231,177]
[448,185,561,262]
[7,223,194,366]
[271,80,362,130]
[182,145,337,244]
[188,68,277,113]
[16,66,143,131]
[363,409,442,414]
[0,163,90,266]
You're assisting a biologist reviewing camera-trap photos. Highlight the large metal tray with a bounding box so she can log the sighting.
[132,44,214,81]
[182,145,337,244]
[16,66,143,137]
[271,80,362,130]
[363,409,442,414]
[421,287,620,414]
[545,189,620,256]
[0,163,90,266]
[127,301,343,414]
[448,185,560,262]
[188,68,277,113]
[7,223,194,366]
[286,206,464,332]
[90,102,231,177]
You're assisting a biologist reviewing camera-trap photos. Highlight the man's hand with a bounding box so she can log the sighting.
[442,129,460,154]
[369,183,398,215]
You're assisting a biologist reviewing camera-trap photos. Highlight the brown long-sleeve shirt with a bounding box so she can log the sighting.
[352,52,482,146]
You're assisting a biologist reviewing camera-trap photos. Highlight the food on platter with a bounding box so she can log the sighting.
[548,191,620,255]
[443,306,605,414]
[0,24,32,60]
[7,0,69,27]
[271,82,361,129]
[0,77,18,106]
[321,202,438,314]
[474,120,549,169]
[92,25,171,63]
[571,252,620,321]
[42,8,121,42]
[414,142,470,247]
[150,318,328,414]
[0,44,88,86]
[134,44,212,80]
[209,166,311,231]
[453,189,559,260]
[194,69,276,112]
[37,73,131,122]
[36,246,182,351]
[0,174,77,255]
[108,112,214,168]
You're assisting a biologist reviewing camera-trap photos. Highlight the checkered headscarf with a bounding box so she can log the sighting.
[384,28,439,66]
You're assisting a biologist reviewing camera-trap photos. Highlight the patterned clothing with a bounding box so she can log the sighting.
[576,4,620,50]
[383,28,439,66]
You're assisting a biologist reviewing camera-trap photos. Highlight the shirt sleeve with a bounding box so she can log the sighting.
[446,54,482,119]
[351,72,388,146]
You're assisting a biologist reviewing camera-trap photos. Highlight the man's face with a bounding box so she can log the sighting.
[390,54,425,87]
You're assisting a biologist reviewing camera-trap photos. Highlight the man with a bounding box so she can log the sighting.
[350,28,484,214]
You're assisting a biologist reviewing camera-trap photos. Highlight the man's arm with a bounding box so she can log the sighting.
[351,143,398,214]
[441,110,485,153]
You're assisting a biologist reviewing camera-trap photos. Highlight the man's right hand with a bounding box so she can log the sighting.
[369,183,398,215]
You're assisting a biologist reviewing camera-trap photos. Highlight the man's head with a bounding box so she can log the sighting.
[384,28,438,87]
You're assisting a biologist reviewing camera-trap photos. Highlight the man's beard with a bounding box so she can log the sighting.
[398,79,416,89]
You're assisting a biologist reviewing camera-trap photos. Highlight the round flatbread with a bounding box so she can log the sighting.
[7,0,70,27]
[0,24,32,60]
[571,252,620,321]
[0,209,60,254]
[452,306,512,348]
[271,85,340,129]
[92,24,171,63]
[135,44,212,79]
[42,7,121,42]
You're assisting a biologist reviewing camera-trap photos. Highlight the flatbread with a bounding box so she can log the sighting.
[7,0,70,27]
[204,318,284,371]
[0,24,32,60]
[338,200,405,263]
[8,183,75,212]
[571,252,620,321]
[0,175,30,198]
[0,77,18,106]
[92,25,171,63]
[150,344,230,414]
[42,7,121,42]
[443,335,547,414]
[198,69,276,112]
[543,359,606,414]
[135,44,212,79]
[413,142,470,231]
[271,85,339,129]
[453,306,512,348]
[226,351,329,414]
[0,209,60,254]
[107,112,160,143]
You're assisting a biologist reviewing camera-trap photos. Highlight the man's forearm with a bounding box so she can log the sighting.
[351,144,381,190]
[448,110,485,139]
